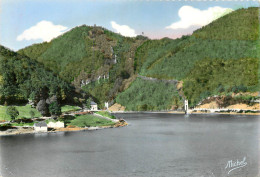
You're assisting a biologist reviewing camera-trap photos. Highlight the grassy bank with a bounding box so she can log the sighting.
[0,105,41,121]
[96,111,116,119]
[64,114,115,128]
[61,105,81,113]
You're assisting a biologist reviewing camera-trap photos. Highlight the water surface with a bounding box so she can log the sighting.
[0,113,259,177]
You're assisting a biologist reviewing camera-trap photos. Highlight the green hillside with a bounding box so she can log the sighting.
[133,7,259,107]
[0,45,72,105]
[17,7,259,109]
[193,7,259,40]
[18,25,147,104]
[116,78,182,111]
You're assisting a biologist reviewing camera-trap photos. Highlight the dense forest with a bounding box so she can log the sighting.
[2,7,258,111]
[116,78,182,111]
[18,25,147,105]
[0,45,73,105]
[132,7,259,107]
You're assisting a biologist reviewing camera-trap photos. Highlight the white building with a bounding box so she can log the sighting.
[34,122,48,132]
[105,102,109,110]
[47,121,64,128]
[91,101,98,111]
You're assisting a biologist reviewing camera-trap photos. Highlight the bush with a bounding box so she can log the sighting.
[6,106,19,122]
[49,101,61,116]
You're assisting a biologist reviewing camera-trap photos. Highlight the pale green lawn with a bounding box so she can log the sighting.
[96,111,116,119]
[61,105,81,113]
[68,114,115,127]
[0,105,41,121]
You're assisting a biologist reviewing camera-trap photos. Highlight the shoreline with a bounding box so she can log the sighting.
[1,111,259,136]
[111,111,260,116]
[0,120,128,137]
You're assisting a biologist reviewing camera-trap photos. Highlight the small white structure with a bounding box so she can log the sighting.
[91,101,98,111]
[34,122,48,132]
[114,54,117,64]
[47,121,64,128]
[184,100,189,114]
[105,102,109,110]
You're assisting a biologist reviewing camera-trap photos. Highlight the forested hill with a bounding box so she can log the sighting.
[124,7,259,108]
[18,25,147,85]
[17,7,259,110]
[0,45,73,105]
[18,25,147,106]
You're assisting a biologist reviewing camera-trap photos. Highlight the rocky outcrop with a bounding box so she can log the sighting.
[108,103,125,112]
[114,119,128,127]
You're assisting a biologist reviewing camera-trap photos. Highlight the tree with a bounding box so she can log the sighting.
[85,98,92,110]
[6,106,19,122]
[29,110,35,119]
[36,99,49,116]
[49,101,61,116]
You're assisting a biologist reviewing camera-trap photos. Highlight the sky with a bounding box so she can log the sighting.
[0,0,258,51]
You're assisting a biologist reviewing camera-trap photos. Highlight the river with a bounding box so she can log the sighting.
[0,113,259,177]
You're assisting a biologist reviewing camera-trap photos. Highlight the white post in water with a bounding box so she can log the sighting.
[184,100,189,114]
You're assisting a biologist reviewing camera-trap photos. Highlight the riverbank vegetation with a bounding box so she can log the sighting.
[116,78,182,111]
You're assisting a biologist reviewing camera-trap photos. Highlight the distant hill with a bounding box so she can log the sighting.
[18,25,147,106]
[117,7,259,108]
[193,7,259,40]
[0,45,72,105]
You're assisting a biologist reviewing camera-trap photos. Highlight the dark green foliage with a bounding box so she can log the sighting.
[183,58,258,106]
[137,36,257,80]
[18,42,51,59]
[82,79,111,107]
[134,38,173,73]
[116,78,181,111]
[85,98,91,109]
[19,25,101,82]
[18,25,146,106]
[6,106,19,121]
[19,25,146,83]
[193,7,259,40]
[0,45,72,104]
[131,7,259,108]
[49,101,61,116]
[12,7,260,110]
